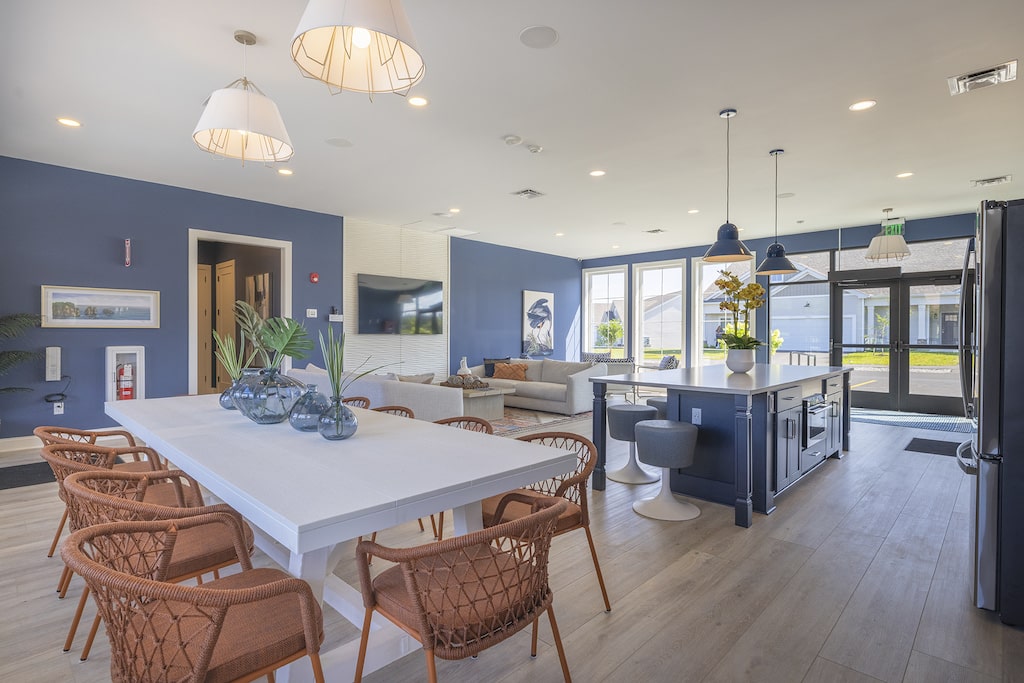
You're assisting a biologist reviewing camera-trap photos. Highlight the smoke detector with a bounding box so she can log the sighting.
[947,60,1017,95]
[502,134,522,146]
[512,188,544,199]
[526,144,543,154]
[971,175,1013,187]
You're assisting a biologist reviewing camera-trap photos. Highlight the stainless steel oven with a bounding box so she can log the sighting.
[803,393,828,453]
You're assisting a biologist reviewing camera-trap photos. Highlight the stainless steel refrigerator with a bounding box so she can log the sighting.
[957,198,1024,626]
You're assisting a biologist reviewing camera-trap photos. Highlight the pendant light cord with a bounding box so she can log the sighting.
[725,115,731,223]
[773,151,779,242]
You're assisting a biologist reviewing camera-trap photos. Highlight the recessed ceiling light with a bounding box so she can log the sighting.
[554,232,565,237]
[408,96,429,107]
[448,208,460,214]
[519,25,559,49]
[687,209,699,214]
[589,170,606,177]
[277,168,294,176]
[896,172,914,178]
[849,100,877,111]
[943,241,954,245]
[611,245,620,249]
[57,117,81,127]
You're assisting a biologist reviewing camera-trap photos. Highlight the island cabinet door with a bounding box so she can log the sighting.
[826,389,843,456]
[775,406,802,492]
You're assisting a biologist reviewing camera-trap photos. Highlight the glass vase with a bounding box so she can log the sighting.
[232,368,307,424]
[219,386,238,410]
[289,384,331,432]
[318,396,359,441]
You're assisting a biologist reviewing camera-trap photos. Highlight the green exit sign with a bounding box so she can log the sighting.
[882,218,905,236]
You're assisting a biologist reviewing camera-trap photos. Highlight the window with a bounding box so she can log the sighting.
[635,262,684,366]
[694,259,753,366]
[583,267,627,358]
[767,250,831,367]
[836,238,970,273]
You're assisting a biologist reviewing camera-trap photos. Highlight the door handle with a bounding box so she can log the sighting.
[955,440,977,475]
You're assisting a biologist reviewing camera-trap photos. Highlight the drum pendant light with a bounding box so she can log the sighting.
[704,109,753,262]
[193,31,294,164]
[756,149,798,275]
[291,0,425,98]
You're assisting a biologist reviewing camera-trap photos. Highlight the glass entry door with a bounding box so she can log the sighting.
[830,272,968,414]
[831,280,898,410]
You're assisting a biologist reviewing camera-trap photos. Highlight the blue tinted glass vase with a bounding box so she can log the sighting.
[219,386,238,410]
[289,384,331,432]
[318,396,358,440]
[232,369,307,424]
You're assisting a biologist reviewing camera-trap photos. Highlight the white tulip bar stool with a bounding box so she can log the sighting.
[633,420,701,521]
[606,404,659,484]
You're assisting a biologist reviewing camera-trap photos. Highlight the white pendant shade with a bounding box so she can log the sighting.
[865,233,911,262]
[193,81,294,163]
[291,0,425,96]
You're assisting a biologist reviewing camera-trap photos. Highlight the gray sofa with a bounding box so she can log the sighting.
[468,358,608,416]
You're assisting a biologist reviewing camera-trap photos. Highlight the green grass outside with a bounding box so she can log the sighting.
[842,350,958,366]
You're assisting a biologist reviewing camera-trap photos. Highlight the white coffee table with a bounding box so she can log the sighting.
[461,387,515,420]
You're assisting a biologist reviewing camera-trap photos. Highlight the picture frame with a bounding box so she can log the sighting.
[41,285,160,329]
[522,290,554,356]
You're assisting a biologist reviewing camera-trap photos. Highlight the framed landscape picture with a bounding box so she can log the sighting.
[41,285,160,328]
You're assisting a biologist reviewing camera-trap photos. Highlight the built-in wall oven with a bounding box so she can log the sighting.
[803,393,828,465]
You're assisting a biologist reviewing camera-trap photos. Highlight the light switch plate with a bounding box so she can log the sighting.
[54,402,65,415]
[328,314,343,323]
[691,408,701,425]
[305,308,317,318]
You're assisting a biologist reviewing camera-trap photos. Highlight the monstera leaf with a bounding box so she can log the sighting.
[261,316,313,371]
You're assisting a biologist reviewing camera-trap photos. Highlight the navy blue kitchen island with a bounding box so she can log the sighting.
[591,364,852,527]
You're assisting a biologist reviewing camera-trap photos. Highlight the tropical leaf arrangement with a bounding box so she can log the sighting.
[714,271,765,349]
[0,313,42,394]
[233,300,313,372]
[319,325,383,399]
[211,329,256,382]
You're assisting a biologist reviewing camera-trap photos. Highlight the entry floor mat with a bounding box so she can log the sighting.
[904,437,963,457]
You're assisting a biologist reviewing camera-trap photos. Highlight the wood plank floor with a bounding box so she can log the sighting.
[2,418,1022,682]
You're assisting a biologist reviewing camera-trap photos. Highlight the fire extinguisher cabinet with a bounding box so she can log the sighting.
[105,346,145,402]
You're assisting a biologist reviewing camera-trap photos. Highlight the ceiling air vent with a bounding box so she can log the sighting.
[947,60,1017,95]
[971,175,1013,188]
[645,228,667,234]
[512,188,544,199]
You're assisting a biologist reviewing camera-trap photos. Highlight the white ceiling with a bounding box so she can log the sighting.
[2,1,1021,260]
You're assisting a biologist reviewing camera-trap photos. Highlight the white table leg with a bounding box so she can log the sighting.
[451,499,483,535]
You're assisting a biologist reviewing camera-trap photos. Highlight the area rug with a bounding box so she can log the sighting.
[850,408,973,433]
[0,461,54,490]
[904,437,963,457]
[490,408,592,438]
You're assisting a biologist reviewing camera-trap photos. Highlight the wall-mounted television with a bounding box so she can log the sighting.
[357,274,444,335]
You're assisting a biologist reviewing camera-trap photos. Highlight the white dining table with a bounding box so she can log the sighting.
[105,394,575,682]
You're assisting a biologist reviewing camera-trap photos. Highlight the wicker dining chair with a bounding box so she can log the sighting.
[60,468,255,660]
[341,396,371,409]
[354,497,571,683]
[428,416,495,540]
[481,432,612,613]
[61,516,325,683]
[372,405,415,418]
[34,425,165,558]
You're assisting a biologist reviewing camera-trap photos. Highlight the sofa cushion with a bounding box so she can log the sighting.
[523,360,545,382]
[540,359,592,384]
[397,372,434,384]
[483,357,511,377]
[493,363,528,381]
[511,381,566,401]
[485,378,519,391]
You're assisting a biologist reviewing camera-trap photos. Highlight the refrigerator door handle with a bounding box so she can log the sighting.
[958,238,975,419]
[956,440,977,475]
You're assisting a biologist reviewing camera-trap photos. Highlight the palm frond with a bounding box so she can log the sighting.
[0,349,40,376]
[0,313,40,340]
[234,301,269,366]
[212,330,256,381]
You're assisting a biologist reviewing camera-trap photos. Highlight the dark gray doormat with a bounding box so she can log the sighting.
[905,437,962,457]
[0,461,54,490]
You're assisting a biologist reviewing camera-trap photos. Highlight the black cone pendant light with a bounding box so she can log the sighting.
[756,149,798,275]
[704,109,753,262]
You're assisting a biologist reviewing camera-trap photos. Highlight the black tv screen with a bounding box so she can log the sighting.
[357,274,444,335]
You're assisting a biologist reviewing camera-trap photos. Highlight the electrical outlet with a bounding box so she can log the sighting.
[691,408,701,425]
[305,308,317,318]
[53,401,65,415]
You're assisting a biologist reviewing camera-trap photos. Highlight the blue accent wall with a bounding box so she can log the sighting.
[449,239,582,373]
[0,157,342,438]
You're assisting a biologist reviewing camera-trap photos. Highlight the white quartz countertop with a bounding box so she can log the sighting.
[590,364,851,396]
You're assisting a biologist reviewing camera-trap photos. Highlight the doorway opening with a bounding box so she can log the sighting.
[188,229,292,395]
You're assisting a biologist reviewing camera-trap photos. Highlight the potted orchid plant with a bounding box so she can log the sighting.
[714,271,765,372]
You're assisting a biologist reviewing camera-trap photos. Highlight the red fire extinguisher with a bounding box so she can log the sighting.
[117,363,135,400]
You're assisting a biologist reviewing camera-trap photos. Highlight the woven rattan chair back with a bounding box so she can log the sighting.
[60,517,325,683]
[341,396,371,409]
[372,405,415,418]
[433,415,494,434]
[514,432,597,520]
[354,498,570,682]
[34,425,137,448]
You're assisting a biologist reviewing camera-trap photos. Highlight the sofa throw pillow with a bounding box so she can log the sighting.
[658,355,679,370]
[581,351,612,362]
[483,357,511,377]
[397,372,434,384]
[493,363,528,381]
